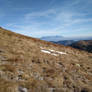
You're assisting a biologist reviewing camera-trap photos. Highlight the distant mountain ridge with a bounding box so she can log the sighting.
[41,35,64,41]
[51,40,75,46]
[41,36,92,41]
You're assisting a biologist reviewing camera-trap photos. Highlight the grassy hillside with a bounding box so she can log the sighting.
[0,27,92,92]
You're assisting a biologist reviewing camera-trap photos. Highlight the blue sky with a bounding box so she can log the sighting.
[0,0,92,38]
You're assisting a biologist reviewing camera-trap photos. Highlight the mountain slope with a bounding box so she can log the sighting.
[0,27,92,92]
[70,40,92,53]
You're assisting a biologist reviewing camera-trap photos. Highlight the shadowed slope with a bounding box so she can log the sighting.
[70,40,92,53]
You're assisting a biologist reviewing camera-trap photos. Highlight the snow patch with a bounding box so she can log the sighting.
[49,49,66,55]
[40,47,66,56]
[56,51,66,54]
[51,53,58,56]
[41,50,51,54]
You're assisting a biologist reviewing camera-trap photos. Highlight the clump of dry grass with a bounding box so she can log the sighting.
[0,78,18,92]
[0,64,16,73]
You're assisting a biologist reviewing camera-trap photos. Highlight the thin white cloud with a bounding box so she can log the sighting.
[25,9,56,20]
[54,10,92,29]
[0,9,5,18]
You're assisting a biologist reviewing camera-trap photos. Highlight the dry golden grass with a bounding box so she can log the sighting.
[0,78,18,92]
[0,27,92,92]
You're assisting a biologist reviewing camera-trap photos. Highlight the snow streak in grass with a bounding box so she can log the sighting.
[40,47,66,56]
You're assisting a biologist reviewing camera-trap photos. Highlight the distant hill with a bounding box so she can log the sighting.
[70,40,92,53]
[51,40,92,53]
[51,40,75,46]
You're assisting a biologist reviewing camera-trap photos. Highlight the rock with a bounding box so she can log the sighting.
[19,86,28,92]
[0,56,7,61]
[76,64,80,67]
[0,49,4,53]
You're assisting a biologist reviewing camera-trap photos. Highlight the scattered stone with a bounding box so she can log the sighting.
[76,64,80,67]
[0,56,7,61]
[18,75,22,80]
[39,77,43,80]
[0,49,4,53]
[19,86,28,92]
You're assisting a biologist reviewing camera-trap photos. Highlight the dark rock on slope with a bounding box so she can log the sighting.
[51,40,75,46]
